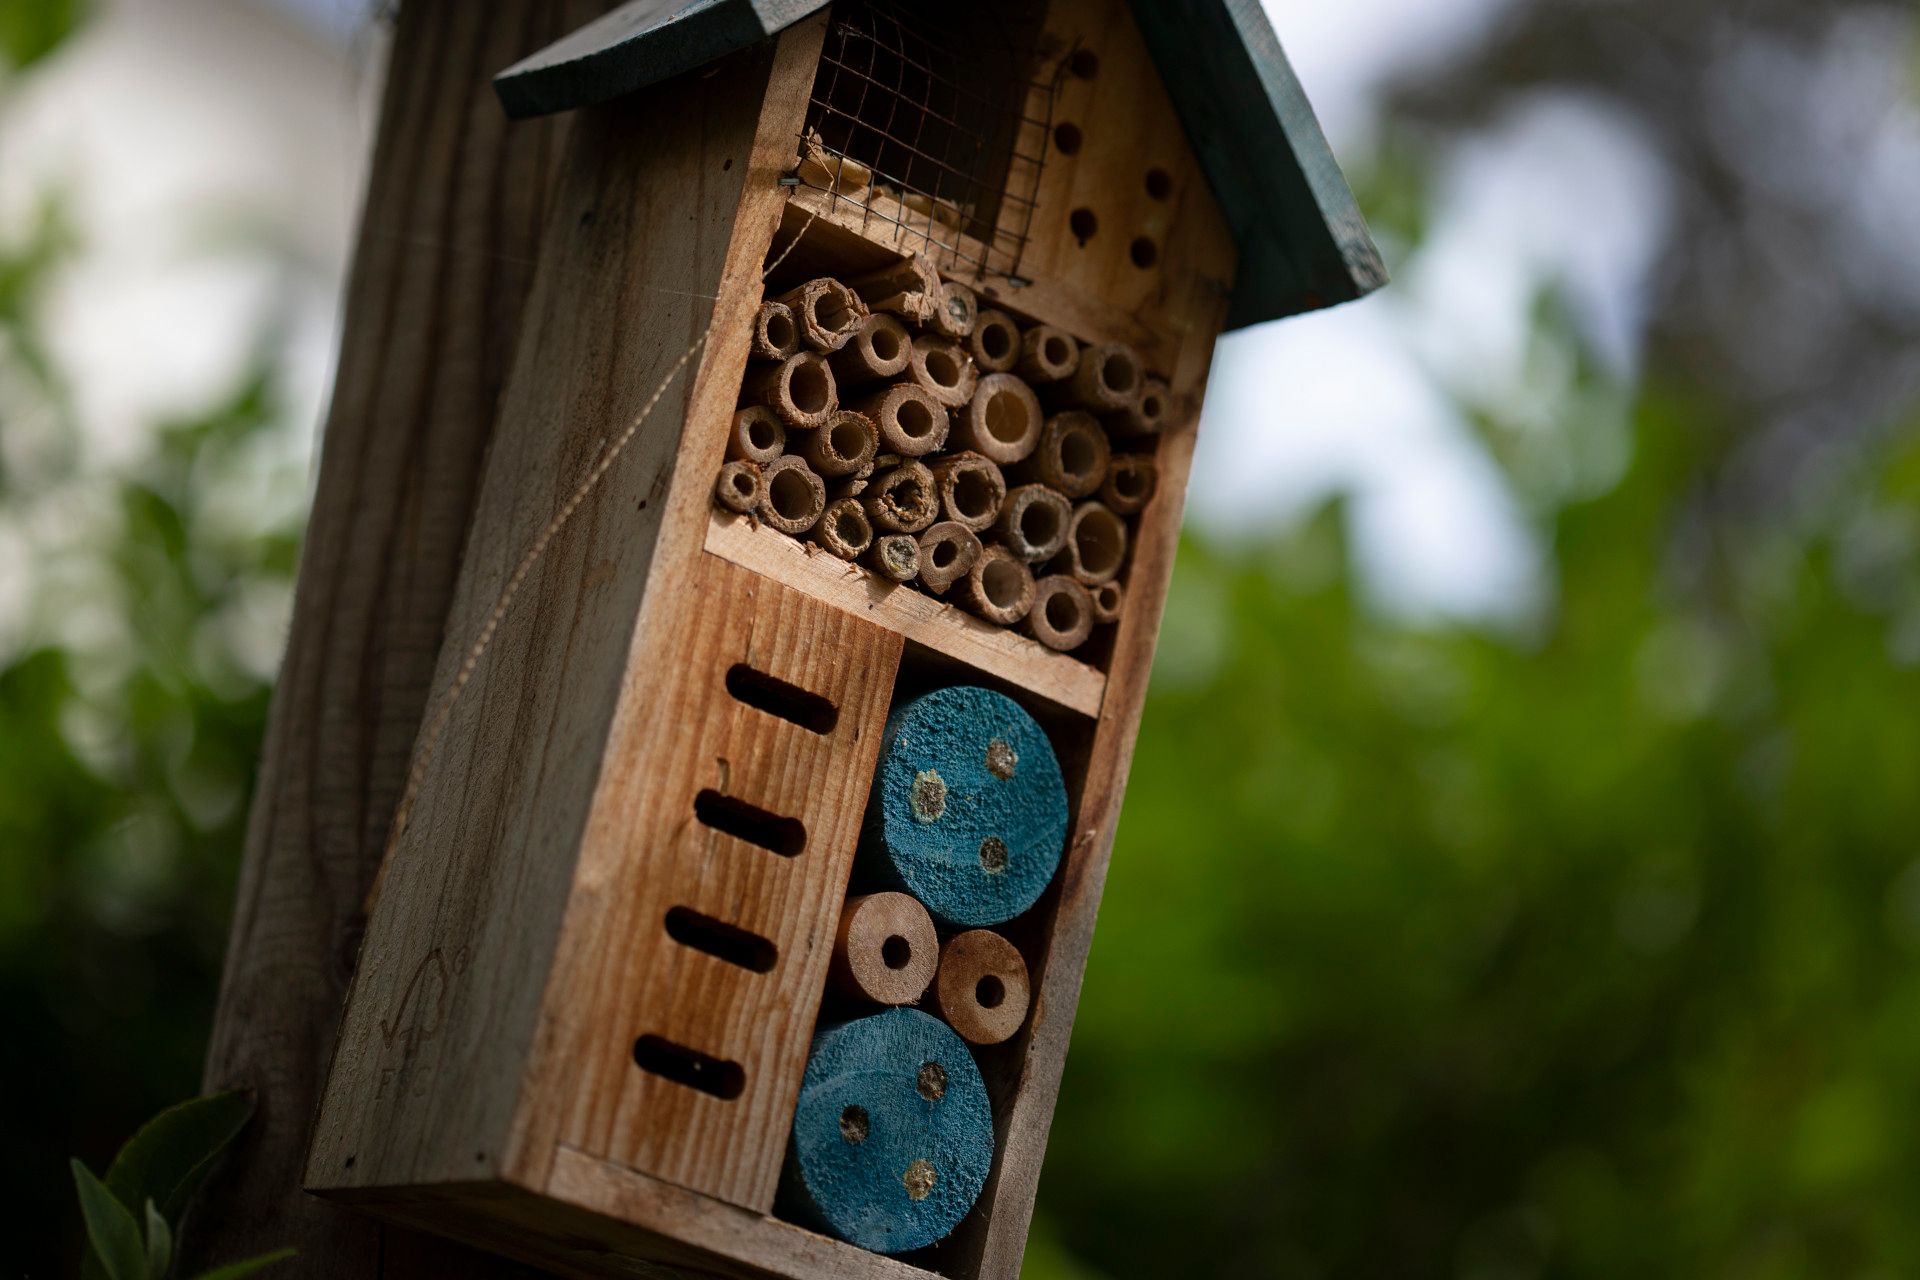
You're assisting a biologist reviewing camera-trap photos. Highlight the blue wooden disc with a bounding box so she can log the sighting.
[860,686,1067,928]
[781,1008,994,1254]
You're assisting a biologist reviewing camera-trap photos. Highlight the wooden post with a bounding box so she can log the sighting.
[183,2,614,1273]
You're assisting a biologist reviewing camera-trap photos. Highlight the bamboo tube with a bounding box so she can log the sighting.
[996,484,1071,564]
[1107,376,1171,437]
[758,455,826,535]
[797,129,872,193]
[750,300,801,362]
[726,405,785,465]
[1100,453,1158,516]
[958,545,1035,625]
[852,384,949,457]
[1053,500,1128,584]
[811,497,874,560]
[864,533,922,583]
[775,277,868,353]
[714,460,762,514]
[1025,575,1094,652]
[830,313,912,386]
[1016,324,1079,384]
[799,409,879,479]
[915,522,982,595]
[781,1009,993,1253]
[856,685,1067,928]
[905,335,977,409]
[929,451,1006,533]
[930,929,1031,1046]
[929,280,978,340]
[1013,410,1109,498]
[849,253,941,325]
[954,372,1042,464]
[1088,579,1124,625]
[743,352,836,429]
[829,892,938,1006]
[861,461,939,534]
[1057,341,1144,413]
[969,308,1021,373]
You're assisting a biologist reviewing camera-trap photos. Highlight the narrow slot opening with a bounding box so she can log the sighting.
[632,1034,745,1099]
[693,788,807,856]
[725,664,838,734]
[664,906,778,973]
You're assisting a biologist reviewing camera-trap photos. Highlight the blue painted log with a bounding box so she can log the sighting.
[859,686,1067,929]
[781,1008,994,1254]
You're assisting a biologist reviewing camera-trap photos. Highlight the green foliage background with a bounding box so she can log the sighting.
[8,1,1920,1277]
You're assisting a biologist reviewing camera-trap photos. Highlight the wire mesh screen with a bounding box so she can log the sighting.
[798,0,1058,279]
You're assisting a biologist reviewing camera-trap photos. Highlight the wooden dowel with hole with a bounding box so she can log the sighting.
[997,484,1072,564]
[714,460,762,514]
[829,892,938,1007]
[1012,410,1109,498]
[931,929,1031,1046]
[930,451,1006,533]
[969,308,1021,373]
[1016,324,1079,384]
[848,253,941,325]
[1025,575,1094,652]
[916,521,982,594]
[955,372,1042,464]
[861,460,939,534]
[1100,452,1158,516]
[742,351,836,429]
[750,300,801,362]
[852,384,949,457]
[726,405,785,464]
[757,455,826,535]
[829,313,912,386]
[798,409,878,478]
[810,497,874,561]
[775,277,868,353]
[905,334,977,408]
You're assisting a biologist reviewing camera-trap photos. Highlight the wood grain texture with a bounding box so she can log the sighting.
[524,554,903,1209]
[306,37,780,1199]
[705,509,1106,718]
[189,2,618,1274]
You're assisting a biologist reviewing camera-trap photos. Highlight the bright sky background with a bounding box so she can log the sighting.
[0,0,1682,645]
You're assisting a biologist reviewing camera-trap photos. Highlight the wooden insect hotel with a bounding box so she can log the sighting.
[304,1,1382,1276]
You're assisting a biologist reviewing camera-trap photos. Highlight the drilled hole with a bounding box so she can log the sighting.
[881,935,911,970]
[1130,237,1159,269]
[975,975,1005,1009]
[725,663,837,733]
[1068,208,1097,243]
[693,789,806,856]
[985,390,1027,444]
[1053,121,1083,155]
[789,362,830,414]
[1069,48,1099,78]
[664,907,778,973]
[840,1105,869,1143]
[953,468,997,519]
[1145,168,1173,200]
[767,468,816,522]
[1141,392,1164,421]
[1076,508,1126,576]
[980,835,1009,871]
[633,1035,745,1099]
[917,1061,948,1101]
[982,559,1025,609]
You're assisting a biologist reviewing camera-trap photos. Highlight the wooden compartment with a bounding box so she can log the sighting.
[302,0,1372,1274]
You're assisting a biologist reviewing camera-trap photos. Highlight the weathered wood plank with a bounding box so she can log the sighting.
[189,3,618,1274]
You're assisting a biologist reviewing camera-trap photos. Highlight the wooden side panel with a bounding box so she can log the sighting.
[523,556,903,1210]
[306,42,779,1196]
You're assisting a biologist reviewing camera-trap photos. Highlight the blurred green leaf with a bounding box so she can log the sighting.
[103,1091,255,1226]
[186,1247,296,1280]
[142,1200,172,1280]
[70,1160,144,1280]
[0,0,86,72]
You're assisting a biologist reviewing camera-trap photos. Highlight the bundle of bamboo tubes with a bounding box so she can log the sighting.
[717,256,1166,657]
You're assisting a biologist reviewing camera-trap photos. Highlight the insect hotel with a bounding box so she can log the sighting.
[304,0,1382,1276]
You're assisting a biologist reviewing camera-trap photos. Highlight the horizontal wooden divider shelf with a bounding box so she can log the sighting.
[705,511,1108,719]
